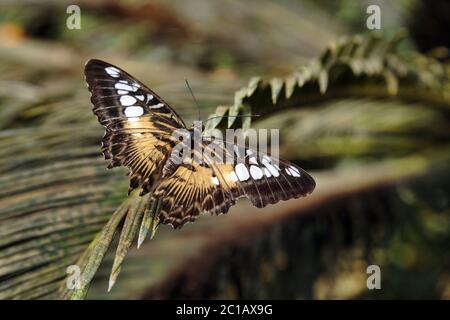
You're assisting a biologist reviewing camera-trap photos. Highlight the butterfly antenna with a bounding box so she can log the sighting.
[185,79,201,121]
[203,114,261,123]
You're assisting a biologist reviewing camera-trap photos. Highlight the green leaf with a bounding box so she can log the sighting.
[59,190,146,300]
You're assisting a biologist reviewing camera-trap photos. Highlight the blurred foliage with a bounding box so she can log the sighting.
[0,0,449,300]
[408,0,450,58]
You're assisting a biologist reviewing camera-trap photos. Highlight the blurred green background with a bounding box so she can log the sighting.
[0,0,449,299]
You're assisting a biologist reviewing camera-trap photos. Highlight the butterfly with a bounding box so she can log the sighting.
[85,59,316,229]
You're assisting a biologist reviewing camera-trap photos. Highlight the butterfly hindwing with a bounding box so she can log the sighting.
[85,59,186,194]
[153,138,315,228]
[152,145,236,228]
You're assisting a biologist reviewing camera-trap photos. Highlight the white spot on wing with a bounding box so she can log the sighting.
[115,82,135,91]
[289,165,300,173]
[264,168,272,177]
[249,157,258,165]
[147,94,154,101]
[135,95,145,101]
[149,103,164,109]
[211,176,220,186]
[105,66,120,78]
[120,95,137,106]
[285,168,292,176]
[117,90,128,95]
[124,106,144,117]
[264,163,280,177]
[235,163,249,181]
[288,165,301,177]
[250,165,263,179]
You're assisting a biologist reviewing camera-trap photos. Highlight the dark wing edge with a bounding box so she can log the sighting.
[84,59,186,194]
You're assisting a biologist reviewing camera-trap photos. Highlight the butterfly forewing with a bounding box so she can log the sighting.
[231,146,315,208]
[85,59,186,194]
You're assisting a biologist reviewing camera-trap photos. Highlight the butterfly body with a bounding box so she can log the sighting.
[85,59,315,229]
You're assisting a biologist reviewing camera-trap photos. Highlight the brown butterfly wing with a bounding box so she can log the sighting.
[153,147,236,228]
[153,139,315,228]
[85,59,186,194]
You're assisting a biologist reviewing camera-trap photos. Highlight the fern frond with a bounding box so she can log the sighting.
[205,32,449,133]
